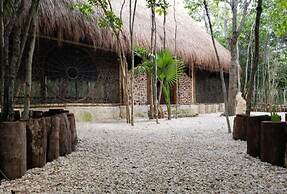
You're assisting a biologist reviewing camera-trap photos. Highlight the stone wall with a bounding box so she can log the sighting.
[178,73,193,105]
[195,70,228,103]
[130,72,193,106]
[128,73,148,105]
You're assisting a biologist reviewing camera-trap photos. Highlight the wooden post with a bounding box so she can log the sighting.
[192,64,196,103]
[41,75,47,103]
[0,122,26,179]
[233,114,249,140]
[58,113,72,156]
[26,118,47,169]
[246,115,270,157]
[47,116,60,162]
[260,121,286,167]
[67,113,77,151]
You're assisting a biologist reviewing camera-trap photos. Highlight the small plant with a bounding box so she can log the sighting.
[270,107,281,122]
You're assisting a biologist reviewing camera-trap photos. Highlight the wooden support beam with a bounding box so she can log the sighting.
[192,63,196,103]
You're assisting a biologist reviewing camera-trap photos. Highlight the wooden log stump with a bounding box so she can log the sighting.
[0,122,26,179]
[47,116,60,162]
[31,111,43,119]
[247,115,271,157]
[67,113,77,151]
[233,114,249,141]
[44,116,52,138]
[14,111,21,121]
[43,109,69,117]
[260,121,286,167]
[59,113,72,156]
[26,119,47,169]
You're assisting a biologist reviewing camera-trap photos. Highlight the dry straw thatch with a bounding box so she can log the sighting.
[38,0,231,72]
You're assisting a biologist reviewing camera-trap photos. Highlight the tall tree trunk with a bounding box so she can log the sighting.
[243,22,255,96]
[228,0,251,116]
[149,4,155,119]
[173,0,178,119]
[159,0,167,119]
[158,80,163,108]
[22,20,36,120]
[227,0,239,116]
[151,4,159,124]
[1,0,40,121]
[163,0,167,50]
[204,0,231,133]
[15,0,40,74]
[148,73,154,118]
[3,24,21,121]
[246,0,263,115]
[243,21,255,96]
[0,0,4,107]
[223,0,228,39]
[124,57,130,123]
[129,0,137,126]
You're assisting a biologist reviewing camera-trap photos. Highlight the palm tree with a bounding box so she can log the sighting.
[135,48,184,120]
[156,50,184,120]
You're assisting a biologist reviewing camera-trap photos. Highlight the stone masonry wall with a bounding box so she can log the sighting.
[178,73,193,105]
[129,72,192,105]
[128,73,148,105]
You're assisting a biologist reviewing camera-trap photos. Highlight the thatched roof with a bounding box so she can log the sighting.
[37,0,231,72]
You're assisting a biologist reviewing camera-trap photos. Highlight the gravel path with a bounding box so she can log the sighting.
[1,113,287,193]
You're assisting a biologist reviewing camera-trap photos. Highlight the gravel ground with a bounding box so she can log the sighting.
[1,113,287,193]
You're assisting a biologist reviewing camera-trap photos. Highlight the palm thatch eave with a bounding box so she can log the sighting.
[37,0,231,73]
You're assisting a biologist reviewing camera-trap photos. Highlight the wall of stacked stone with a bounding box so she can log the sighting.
[128,73,148,105]
[178,73,193,105]
[129,72,193,105]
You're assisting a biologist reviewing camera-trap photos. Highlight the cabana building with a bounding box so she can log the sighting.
[16,0,231,121]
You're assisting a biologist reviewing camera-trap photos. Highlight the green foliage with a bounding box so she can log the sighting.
[134,46,153,75]
[98,10,123,29]
[156,50,185,88]
[269,0,287,37]
[81,111,93,122]
[135,47,185,111]
[156,50,185,112]
[146,0,170,15]
[184,0,230,48]
[72,3,94,17]
[74,0,123,31]
[270,107,282,122]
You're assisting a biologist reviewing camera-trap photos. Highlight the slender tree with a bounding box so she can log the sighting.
[147,0,159,123]
[129,0,138,126]
[203,0,231,133]
[22,20,37,120]
[243,21,255,95]
[173,0,179,119]
[246,0,263,115]
[227,0,251,116]
[1,0,40,121]
[0,0,4,106]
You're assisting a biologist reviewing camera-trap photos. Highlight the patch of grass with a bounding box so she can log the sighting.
[171,109,198,118]
[81,111,93,122]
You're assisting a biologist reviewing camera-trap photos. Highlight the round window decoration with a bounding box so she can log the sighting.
[66,67,79,79]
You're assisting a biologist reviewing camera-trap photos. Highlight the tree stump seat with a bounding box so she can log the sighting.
[260,121,286,167]
[0,122,26,180]
[233,114,249,141]
[247,115,271,157]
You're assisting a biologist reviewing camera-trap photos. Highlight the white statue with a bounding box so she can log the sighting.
[236,92,246,114]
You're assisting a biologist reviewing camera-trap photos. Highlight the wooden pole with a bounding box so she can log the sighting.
[23,20,36,120]
[203,0,231,133]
